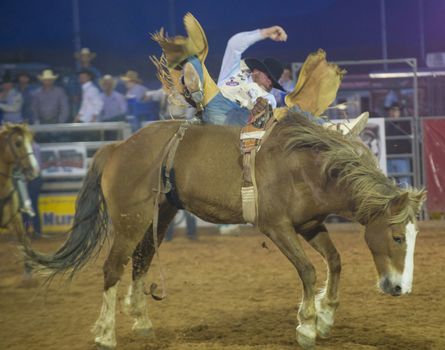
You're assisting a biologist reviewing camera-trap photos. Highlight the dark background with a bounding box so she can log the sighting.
[1,0,444,84]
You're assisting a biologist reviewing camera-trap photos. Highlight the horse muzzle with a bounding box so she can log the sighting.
[380,277,403,297]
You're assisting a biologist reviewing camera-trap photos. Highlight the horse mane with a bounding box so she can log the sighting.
[0,123,33,140]
[275,111,424,224]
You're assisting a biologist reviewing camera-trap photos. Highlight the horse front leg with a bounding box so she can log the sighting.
[302,226,341,339]
[261,223,317,350]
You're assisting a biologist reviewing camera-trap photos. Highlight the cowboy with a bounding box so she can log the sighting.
[0,71,23,123]
[121,70,148,101]
[74,69,103,123]
[75,47,101,81]
[153,14,368,134]
[152,16,286,126]
[32,69,69,124]
[99,75,127,121]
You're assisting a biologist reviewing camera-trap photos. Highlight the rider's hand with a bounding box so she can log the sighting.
[261,26,287,42]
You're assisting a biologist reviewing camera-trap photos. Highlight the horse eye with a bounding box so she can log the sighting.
[393,236,403,244]
[15,141,23,148]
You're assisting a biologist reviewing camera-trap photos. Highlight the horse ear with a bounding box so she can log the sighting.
[389,192,410,215]
[415,189,427,204]
[412,189,427,211]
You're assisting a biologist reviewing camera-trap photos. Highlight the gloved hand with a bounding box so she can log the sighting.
[248,97,269,125]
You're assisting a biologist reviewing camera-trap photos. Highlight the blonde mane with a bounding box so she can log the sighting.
[276,112,424,224]
[0,123,33,140]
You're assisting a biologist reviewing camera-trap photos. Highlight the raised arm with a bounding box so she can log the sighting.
[217,26,287,84]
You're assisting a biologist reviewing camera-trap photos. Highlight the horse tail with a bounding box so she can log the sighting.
[22,143,115,279]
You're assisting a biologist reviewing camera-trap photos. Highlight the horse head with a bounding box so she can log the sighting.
[0,123,39,180]
[364,189,426,296]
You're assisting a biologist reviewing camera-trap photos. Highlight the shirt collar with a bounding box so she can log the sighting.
[82,81,93,89]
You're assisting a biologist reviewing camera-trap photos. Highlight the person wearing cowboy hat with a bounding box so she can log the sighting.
[121,70,147,101]
[152,14,287,126]
[0,70,23,123]
[75,47,101,80]
[99,74,127,121]
[153,14,368,134]
[74,69,103,123]
[31,69,69,124]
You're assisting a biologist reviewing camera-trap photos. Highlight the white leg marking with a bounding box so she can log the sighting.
[401,222,418,294]
[93,282,119,349]
[25,142,40,174]
[124,279,154,335]
[315,290,336,339]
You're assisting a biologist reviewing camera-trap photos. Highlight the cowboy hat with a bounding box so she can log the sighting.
[99,74,117,90]
[244,57,285,91]
[75,47,97,60]
[121,70,142,83]
[38,69,59,81]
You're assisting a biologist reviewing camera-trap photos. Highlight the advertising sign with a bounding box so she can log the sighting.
[40,145,87,177]
[39,195,76,233]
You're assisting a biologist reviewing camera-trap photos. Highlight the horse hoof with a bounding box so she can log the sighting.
[316,317,332,339]
[95,340,116,350]
[296,325,316,350]
[133,327,156,339]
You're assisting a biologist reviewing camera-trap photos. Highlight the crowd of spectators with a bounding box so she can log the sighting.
[0,47,192,128]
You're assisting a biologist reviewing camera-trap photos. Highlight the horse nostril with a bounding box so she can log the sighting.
[394,285,402,294]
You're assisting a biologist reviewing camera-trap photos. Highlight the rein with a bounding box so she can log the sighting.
[150,121,191,300]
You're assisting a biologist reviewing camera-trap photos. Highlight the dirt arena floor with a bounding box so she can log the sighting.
[0,222,444,350]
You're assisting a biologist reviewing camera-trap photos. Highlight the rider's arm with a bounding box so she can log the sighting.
[217,26,287,85]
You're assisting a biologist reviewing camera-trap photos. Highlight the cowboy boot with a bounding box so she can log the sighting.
[323,112,369,136]
[183,61,204,111]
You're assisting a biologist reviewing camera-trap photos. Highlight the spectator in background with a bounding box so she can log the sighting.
[75,47,101,81]
[66,48,102,120]
[121,70,147,101]
[385,102,412,186]
[279,65,295,92]
[17,72,37,123]
[99,75,127,121]
[32,69,69,124]
[0,71,23,123]
[165,211,197,241]
[74,69,103,123]
[272,65,295,107]
[145,88,193,120]
[121,70,148,130]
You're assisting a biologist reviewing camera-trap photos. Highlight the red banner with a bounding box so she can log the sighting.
[423,119,445,212]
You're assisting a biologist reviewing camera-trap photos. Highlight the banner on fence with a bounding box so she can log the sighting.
[423,119,445,212]
[40,144,87,177]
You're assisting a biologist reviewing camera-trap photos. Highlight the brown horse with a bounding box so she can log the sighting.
[0,124,39,236]
[23,112,425,350]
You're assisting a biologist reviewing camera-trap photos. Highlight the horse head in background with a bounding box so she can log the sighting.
[0,123,39,233]
[0,123,39,181]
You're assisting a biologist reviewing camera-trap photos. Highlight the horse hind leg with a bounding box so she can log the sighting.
[124,203,177,337]
[93,215,153,349]
[302,226,341,339]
